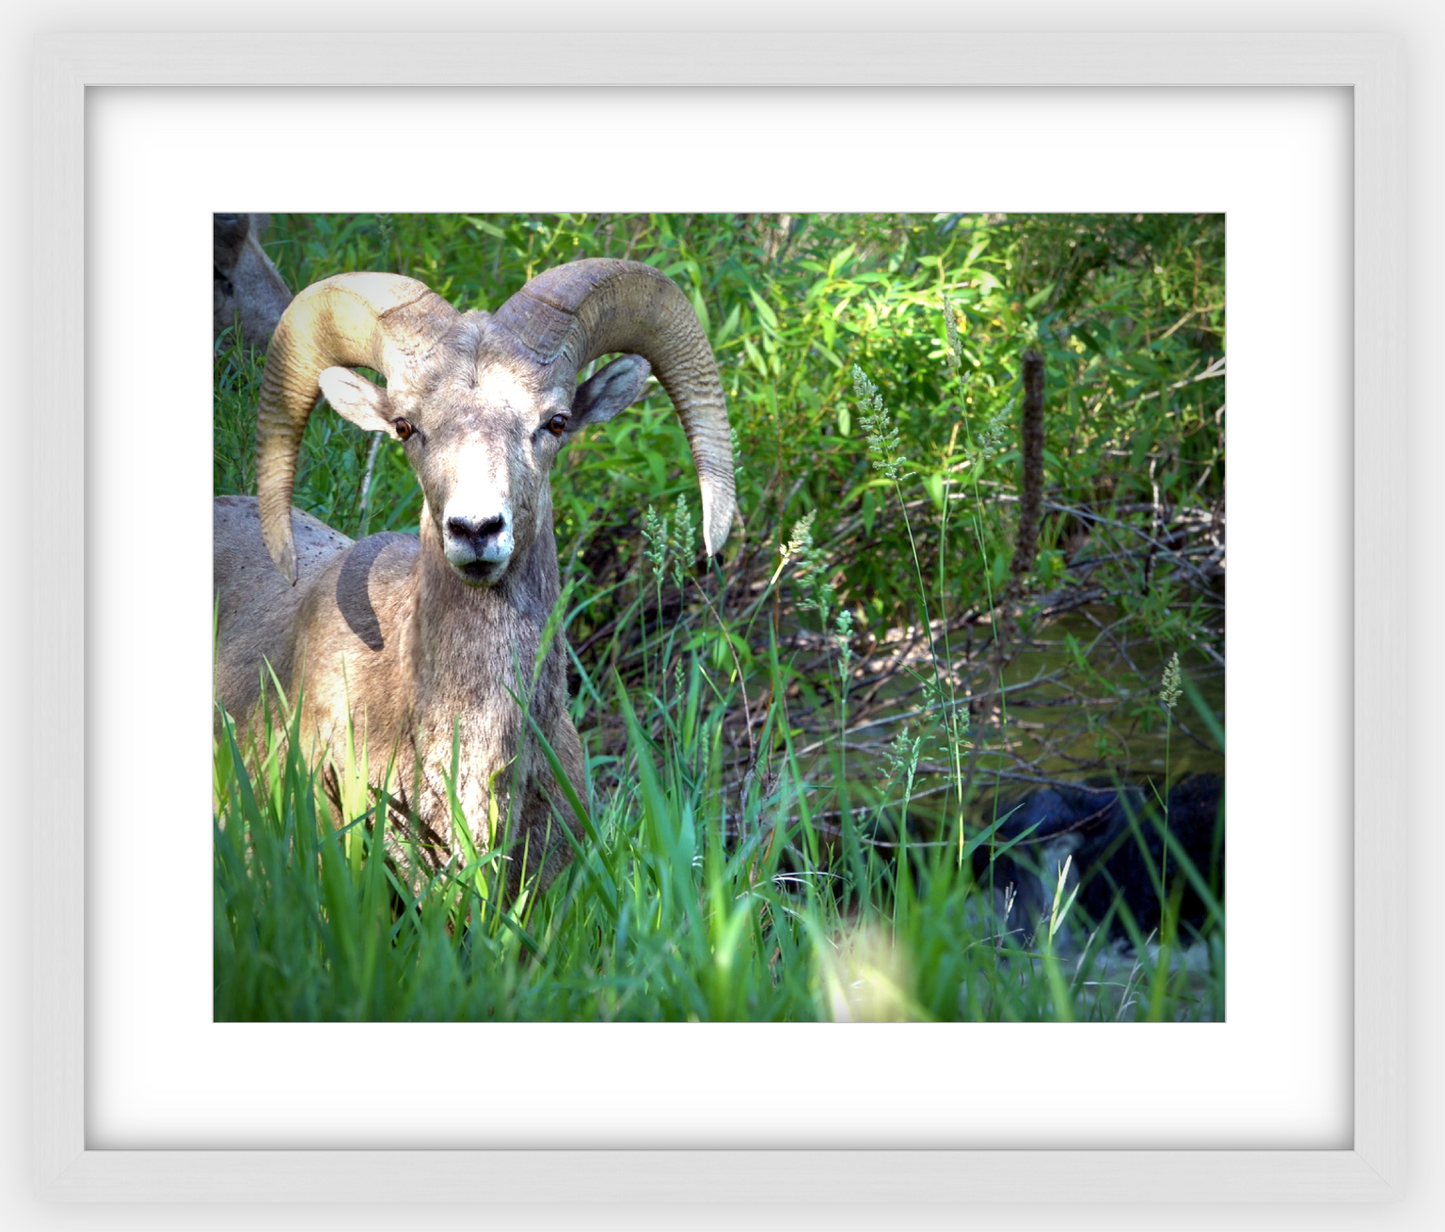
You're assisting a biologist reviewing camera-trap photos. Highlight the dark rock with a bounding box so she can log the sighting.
[974,773,1224,943]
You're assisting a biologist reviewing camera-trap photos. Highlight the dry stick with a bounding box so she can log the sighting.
[357,432,383,537]
[979,348,1048,731]
[986,348,1048,762]
[1007,349,1047,598]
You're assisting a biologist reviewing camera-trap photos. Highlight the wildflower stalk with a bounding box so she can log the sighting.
[945,302,1013,873]
[835,607,854,790]
[1158,651,1183,913]
[932,415,972,863]
[881,724,923,869]
[939,302,980,861]
[671,493,695,596]
[641,503,669,697]
[852,362,950,772]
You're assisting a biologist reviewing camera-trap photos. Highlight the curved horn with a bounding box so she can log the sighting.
[256,273,456,582]
[492,259,736,556]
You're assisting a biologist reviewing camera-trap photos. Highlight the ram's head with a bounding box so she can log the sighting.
[254,261,736,587]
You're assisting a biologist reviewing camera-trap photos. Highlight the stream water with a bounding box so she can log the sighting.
[988,610,1225,784]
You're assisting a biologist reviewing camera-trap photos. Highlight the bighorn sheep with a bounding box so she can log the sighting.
[213,213,292,351]
[214,259,735,889]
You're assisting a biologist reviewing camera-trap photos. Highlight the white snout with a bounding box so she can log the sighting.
[442,499,514,582]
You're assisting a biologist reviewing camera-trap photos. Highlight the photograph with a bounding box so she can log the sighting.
[16,5,1426,1213]
[212,211,1227,1023]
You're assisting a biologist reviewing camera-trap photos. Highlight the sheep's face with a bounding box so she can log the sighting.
[317,320,652,588]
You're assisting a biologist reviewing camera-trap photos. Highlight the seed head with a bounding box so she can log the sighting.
[671,493,696,591]
[943,299,964,370]
[1159,651,1183,711]
[967,397,1010,466]
[775,510,834,627]
[835,607,855,685]
[642,504,669,582]
[853,365,912,483]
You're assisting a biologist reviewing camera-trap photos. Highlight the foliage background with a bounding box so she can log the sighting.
[214,212,1225,1022]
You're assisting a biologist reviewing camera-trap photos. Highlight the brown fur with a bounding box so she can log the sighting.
[214,491,583,890]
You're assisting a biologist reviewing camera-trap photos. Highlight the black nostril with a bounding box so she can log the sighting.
[448,515,506,543]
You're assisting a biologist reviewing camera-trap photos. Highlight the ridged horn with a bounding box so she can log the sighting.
[255,273,457,582]
[492,259,736,556]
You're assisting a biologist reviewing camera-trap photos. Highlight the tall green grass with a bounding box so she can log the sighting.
[214,629,1223,1022]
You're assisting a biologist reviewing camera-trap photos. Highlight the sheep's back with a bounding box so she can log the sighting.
[213,495,352,734]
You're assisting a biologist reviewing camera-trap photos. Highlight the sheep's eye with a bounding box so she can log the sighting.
[394,419,414,441]
[547,414,568,437]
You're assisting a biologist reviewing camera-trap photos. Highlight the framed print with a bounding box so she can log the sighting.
[32,32,1403,1203]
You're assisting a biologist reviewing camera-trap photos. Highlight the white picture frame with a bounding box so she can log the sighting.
[32,32,1404,1204]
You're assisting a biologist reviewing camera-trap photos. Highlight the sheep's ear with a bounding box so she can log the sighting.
[567,354,652,432]
[318,367,396,435]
